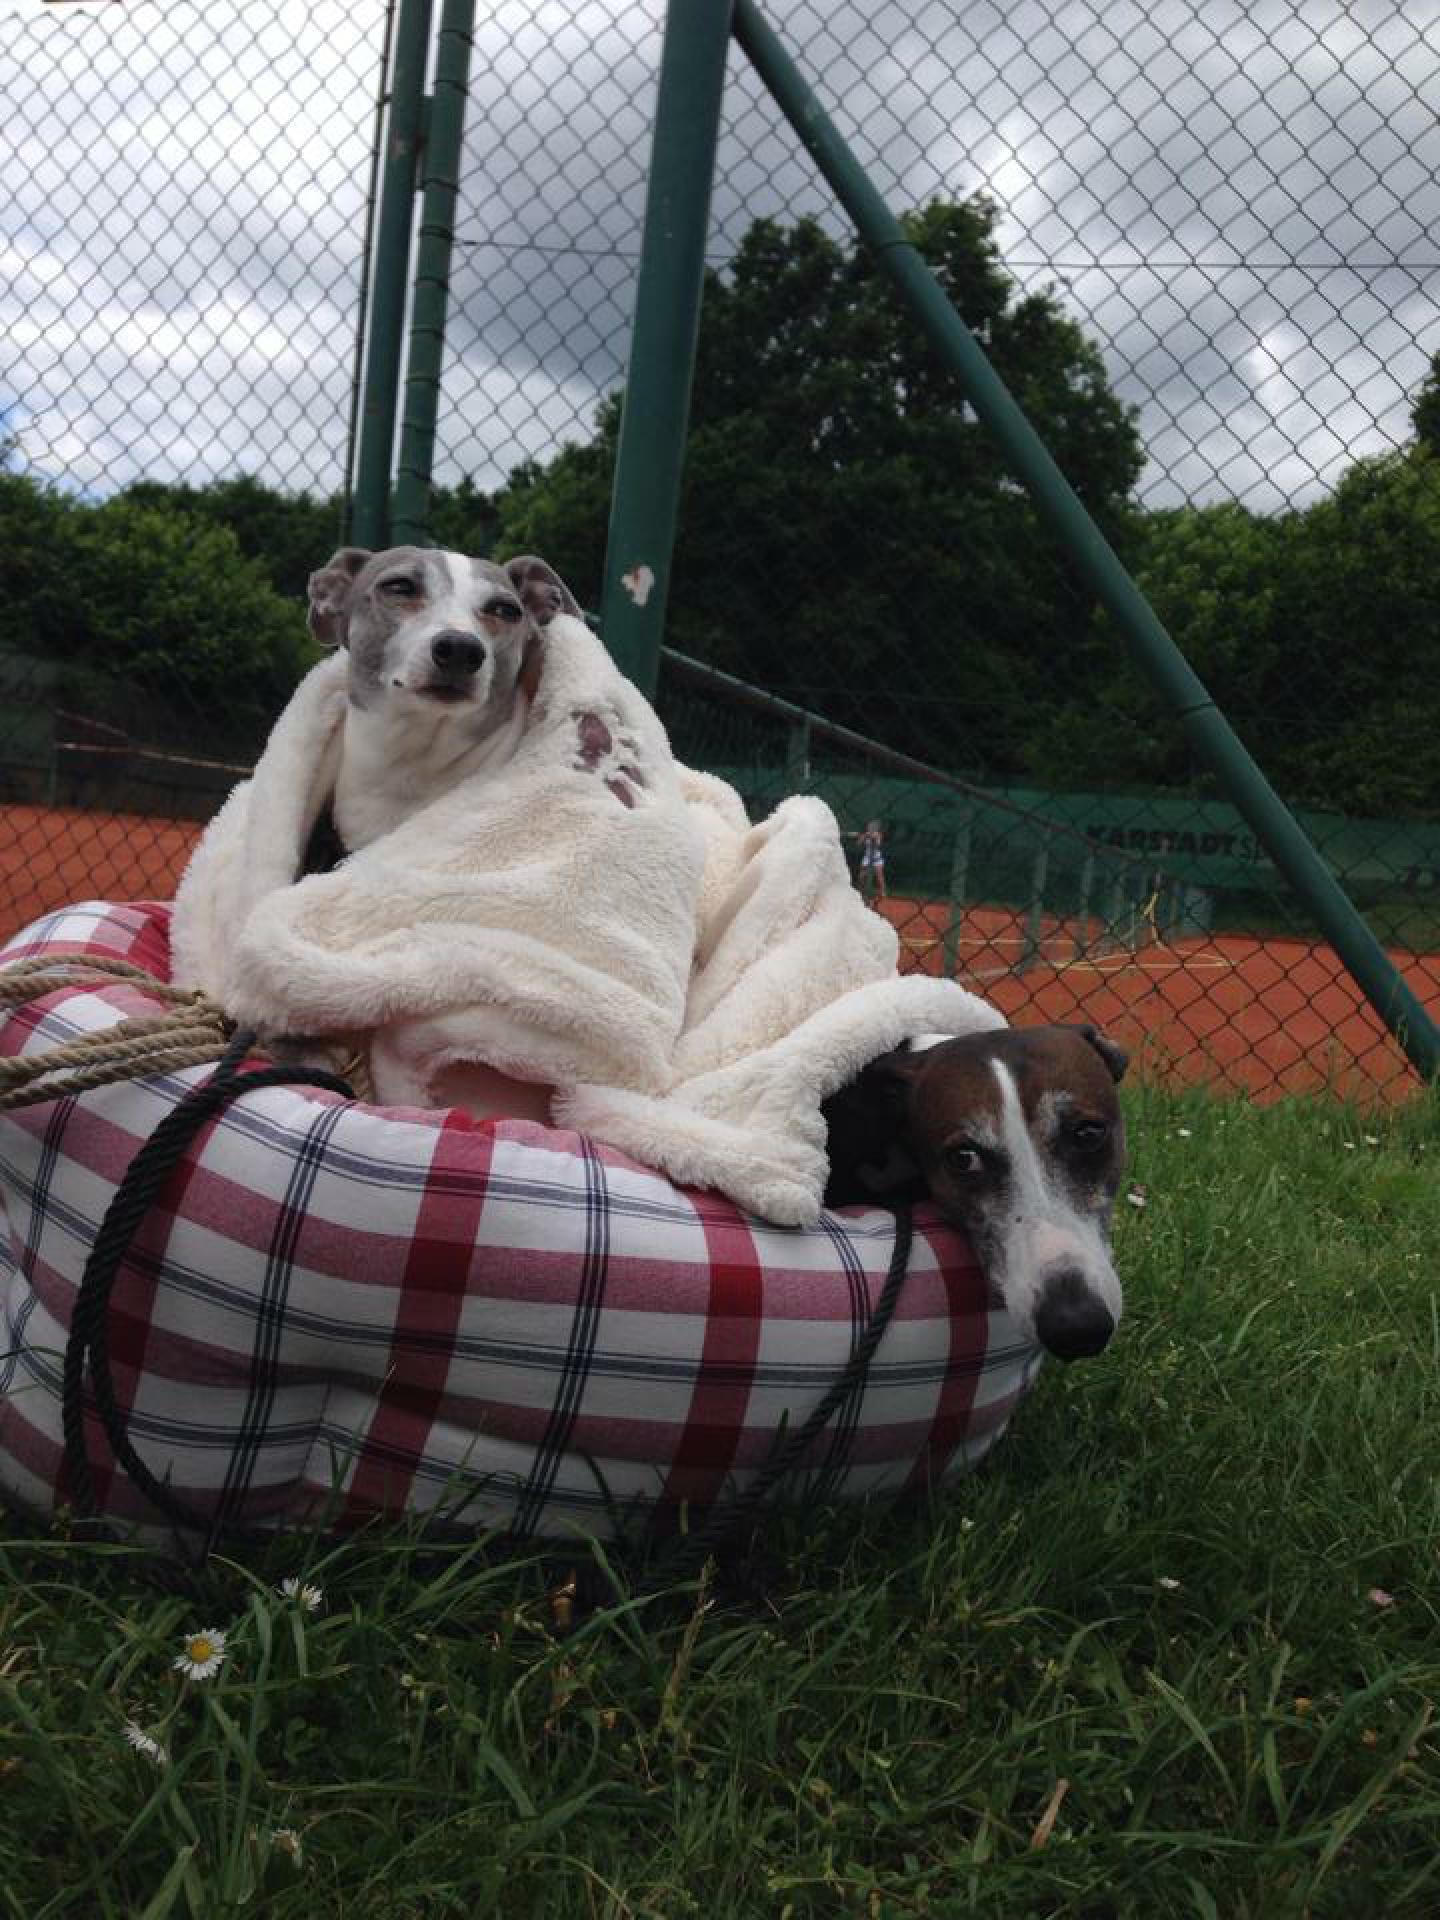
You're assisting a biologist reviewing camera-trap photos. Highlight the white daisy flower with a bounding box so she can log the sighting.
[1125,1186,1148,1210]
[173,1627,228,1681]
[122,1721,169,1766]
[279,1577,323,1613]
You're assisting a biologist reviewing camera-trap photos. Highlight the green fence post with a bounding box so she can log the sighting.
[598,0,734,696]
[1074,850,1094,960]
[733,0,1440,1082]
[942,803,973,979]
[351,0,435,550]
[1160,877,1179,943]
[341,1,397,548]
[392,0,476,545]
[1021,840,1050,972]
[785,718,812,790]
[1113,875,1136,956]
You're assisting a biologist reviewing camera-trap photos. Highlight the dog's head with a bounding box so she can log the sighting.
[836,1024,1128,1360]
[306,546,579,735]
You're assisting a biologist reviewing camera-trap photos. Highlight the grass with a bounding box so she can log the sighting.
[2,1083,1438,1917]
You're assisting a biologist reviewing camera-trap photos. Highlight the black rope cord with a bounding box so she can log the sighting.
[60,1027,354,1540]
[659,1201,914,1581]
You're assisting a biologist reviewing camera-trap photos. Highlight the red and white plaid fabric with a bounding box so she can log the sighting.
[0,900,1042,1542]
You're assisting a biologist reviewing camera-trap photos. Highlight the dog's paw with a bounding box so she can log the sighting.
[571,706,648,809]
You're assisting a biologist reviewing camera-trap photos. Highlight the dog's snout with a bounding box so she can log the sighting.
[1034,1265,1115,1362]
[430,629,486,676]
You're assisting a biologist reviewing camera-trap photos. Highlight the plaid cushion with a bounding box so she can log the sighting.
[0,899,1042,1542]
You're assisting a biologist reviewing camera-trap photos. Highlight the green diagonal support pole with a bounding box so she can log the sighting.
[733,0,1440,1083]
[598,0,734,696]
[392,0,476,544]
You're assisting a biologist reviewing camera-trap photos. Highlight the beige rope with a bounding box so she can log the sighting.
[0,952,208,1005]
[0,954,373,1110]
[0,955,240,1111]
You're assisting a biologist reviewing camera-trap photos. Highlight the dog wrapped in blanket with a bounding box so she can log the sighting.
[171,546,1008,1227]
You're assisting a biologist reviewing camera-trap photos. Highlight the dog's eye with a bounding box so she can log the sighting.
[482,597,524,624]
[943,1141,985,1176]
[1071,1121,1109,1151]
[380,576,420,598]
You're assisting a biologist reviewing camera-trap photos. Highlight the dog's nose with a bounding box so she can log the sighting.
[430,630,486,676]
[1034,1266,1115,1361]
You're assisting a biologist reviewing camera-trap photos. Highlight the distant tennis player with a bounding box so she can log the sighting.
[850,819,887,902]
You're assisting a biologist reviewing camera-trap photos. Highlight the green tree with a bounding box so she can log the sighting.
[1028,500,1294,791]
[494,399,619,608]
[1272,448,1440,816]
[120,473,341,603]
[428,475,502,558]
[0,474,314,752]
[66,497,312,733]
[1410,349,1440,454]
[0,471,78,655]
[495,200,1144,774]
[118,471,505,599]
[1045,452,1440,817]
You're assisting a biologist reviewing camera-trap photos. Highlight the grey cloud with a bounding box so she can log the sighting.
[5,0,1439,512]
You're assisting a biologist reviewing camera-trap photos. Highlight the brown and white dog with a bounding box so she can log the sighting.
[822,1024,1128,1360]
[304,545,580,858]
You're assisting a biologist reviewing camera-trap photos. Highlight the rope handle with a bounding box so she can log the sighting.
[0,952,211,1001]
[0,954,240,1109]
[0,953,373,1108]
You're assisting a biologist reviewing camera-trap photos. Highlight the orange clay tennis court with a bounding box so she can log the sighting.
[4,803,1437,1105]
[880,896,1440,1105]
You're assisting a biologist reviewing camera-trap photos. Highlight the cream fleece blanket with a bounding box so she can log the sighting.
[171,616,1004,1224]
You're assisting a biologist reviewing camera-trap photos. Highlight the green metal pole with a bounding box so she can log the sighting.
[784,717,812,790]
[341,0,398,547]
[942,804,973,980]
[598,0,734,696]
[1022,841,1049,973]
[1113,875,1136,956]
[351,0,434,550]
[733,0,1440,1083]
[392,0,475,545]
[1074,851,1094,960]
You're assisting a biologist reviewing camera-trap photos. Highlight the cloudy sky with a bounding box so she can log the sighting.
[5,0,1439,513]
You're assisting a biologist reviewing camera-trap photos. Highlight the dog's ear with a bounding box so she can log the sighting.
[1075,1024,1129,1083]
[307,548,371,648]
[854,1043,928,1113]
[822,1043,925,1199]
[504,555,581,628]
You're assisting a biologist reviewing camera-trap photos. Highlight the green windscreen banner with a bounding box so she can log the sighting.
[1000,789,1440,896]
[711,760,1439,901]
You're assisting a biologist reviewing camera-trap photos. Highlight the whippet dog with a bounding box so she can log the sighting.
[822,1024,1128,1360]
[303,545,580,860]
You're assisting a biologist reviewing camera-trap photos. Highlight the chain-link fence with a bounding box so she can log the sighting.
[1,0,386,920]
[3,0,1438,1103]
[4,0,387,500]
